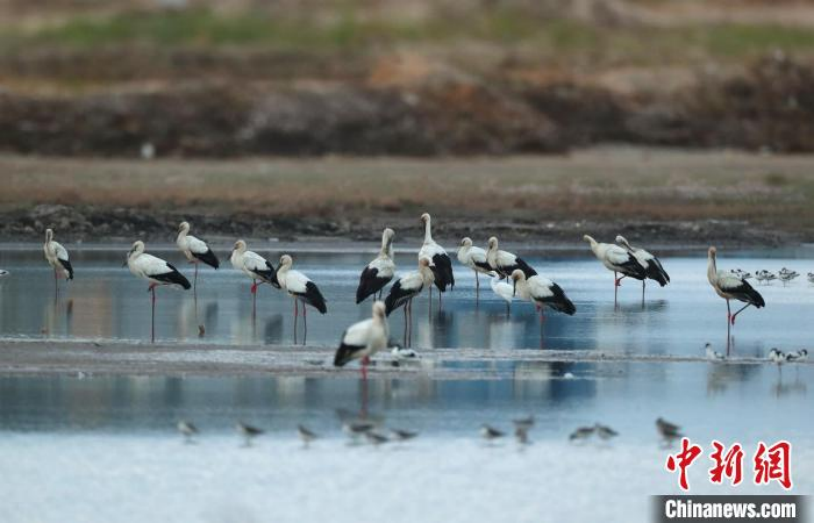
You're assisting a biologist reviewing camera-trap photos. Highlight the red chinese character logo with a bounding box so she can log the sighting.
[754,441,792,489]
[709,440,744,485]
[666,437,703,491]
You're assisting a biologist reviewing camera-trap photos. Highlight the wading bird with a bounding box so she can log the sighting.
[229,240,278,314]
[384,258,435,347]
[333,301,389,379]
[704,342,725,361]
[486,236,536,280]
[786,349,808,362]
[656,418,682,443]
[298,425,318,446]
[457,237,492,300]
[356,228,396,303]
[480,425,505,440]
[419,213,454,309]
[277,255,327,342]
[176,420,198,443]
[125,241,190,343]
[707,247,764,329]
[236,422,264,447]
[584,235,646,304]
[511,269,575,346]
[489,272,514,315]
[176,221,219,296]
[43,229,74,294]
[615,235,669,301]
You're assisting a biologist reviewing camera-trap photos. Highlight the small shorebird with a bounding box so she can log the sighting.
[807,272,813,283]
[389,428,418,441]
[594,423,618,440]
[343,421,376,439]
[512,416,535,431]
[786,349,808,362]
[177,420,199,443]
[769,348,786,366]
[569,426,595,441]
[391,345,419,360]
[656,418,682,442]
[480,424,505,440]
[298,424,318,446]
[705,343,726,361]
[778,270,799,286]
[0,269,9,278]
[365,431,390,446]
[515,426,530,445]
[236,422,264,446]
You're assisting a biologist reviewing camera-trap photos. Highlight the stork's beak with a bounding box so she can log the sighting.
[512,280,517,297]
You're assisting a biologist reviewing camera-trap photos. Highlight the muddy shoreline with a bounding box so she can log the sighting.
[0,204,807,249]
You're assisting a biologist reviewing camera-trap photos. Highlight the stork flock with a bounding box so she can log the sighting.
[37,212,772,376]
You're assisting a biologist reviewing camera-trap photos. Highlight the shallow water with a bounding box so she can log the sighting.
[1,245,813,521]
[0,363,812,522]
[0,245,812,355]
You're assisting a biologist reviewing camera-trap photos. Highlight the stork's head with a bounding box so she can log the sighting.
[615,235,628,247]
[279,254,293,268]
[178,221,190,234]
[45,228,54,242]
[487,236,498,250]
[420,213,430,224]
[232,239,247,253]
[708,246,717,258]
[383,228,395,240]
[460,237,473,247]
[418,257,431,268]
[510,269,525,296]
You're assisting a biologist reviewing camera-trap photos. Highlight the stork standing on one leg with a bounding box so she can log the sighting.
[125,241,191,343]
[277,254,327,343]
[419,213,454,312]
[229,240,278,315]
[615,235,670,302]
[43,229,74,296]
[176,221,219,298]
[334,301,389,380]
[707,246,765,331]
[384,258,434,347]
[457,237,492,302]
[583,235,646,304]
[356,228,396,304]
[511,269,576,347]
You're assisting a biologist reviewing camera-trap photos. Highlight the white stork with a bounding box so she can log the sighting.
[457,237,492,300]
[486,236,536,280]
[277,254,327,342]
[356,228,396,304]
[125,240,191,343]
[43,228,74,294]
[384,258,434,347]
[230,240,278,313]
[707,246,764,329]
[511,269,576,322]
[333,300,389,379]
[419,213,454,309]
[176,221,219,295]
[615,235,670,300]
[489,272,514,315]
[583,235,646,303]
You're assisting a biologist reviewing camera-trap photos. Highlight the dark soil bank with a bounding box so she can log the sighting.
[0,204,804,249]
[0,56,810,157]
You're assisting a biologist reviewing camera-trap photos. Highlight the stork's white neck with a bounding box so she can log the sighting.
[380,233,392,258]
[707,252,717,285]
[423,218,433,244]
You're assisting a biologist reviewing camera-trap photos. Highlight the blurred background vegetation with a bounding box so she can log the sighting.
[0,0,811,156]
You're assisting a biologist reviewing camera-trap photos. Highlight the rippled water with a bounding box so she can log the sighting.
[0,245,812,355]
